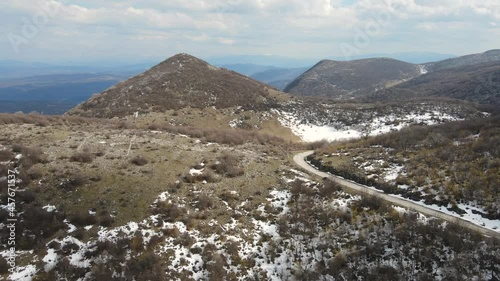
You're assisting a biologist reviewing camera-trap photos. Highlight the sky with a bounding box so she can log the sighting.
[0,0,499,65]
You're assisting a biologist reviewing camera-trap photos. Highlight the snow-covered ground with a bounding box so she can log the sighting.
[3,167,498,280]
[392,197,500,232]
[312,161,500,234]
[276,110,463,142]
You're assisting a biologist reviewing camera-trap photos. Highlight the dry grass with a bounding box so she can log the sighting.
[162,124,291,147]
[0,113,111,126]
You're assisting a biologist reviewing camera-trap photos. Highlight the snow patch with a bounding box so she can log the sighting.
[42,205,56,212]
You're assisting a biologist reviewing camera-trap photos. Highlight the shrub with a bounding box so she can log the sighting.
[0,150,11,161]
[126,252,164,280]
[211,153,244,178]
[130,234,144,253]
[195,194,214,210]
[147,123,160,130]
[17,190,36,203]
[207,254,227,280]
[290,180,314,197]
[161,125,288,147]
[70,152,95,163]
[318,179,342,198]
[92,264,114,281]
[130,155,148,166]
[99,214,115,227]
[17,206,66,249]
[116,121,136,129]
[355,195,385,211]
[13,145,47,169]
[330,252,348,269]
[59,173,87,190]
[153,202,182,222]
[176,233,195,247]
[200,170,218,183]
[12,144,25,153]
[307,140,330,150]
[0,258,9,274]
[69,211,97,226]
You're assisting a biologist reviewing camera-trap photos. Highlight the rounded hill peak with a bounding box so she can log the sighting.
[67,54,287,118]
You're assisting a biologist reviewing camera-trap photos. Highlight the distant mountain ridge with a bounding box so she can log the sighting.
[67,54,287,118]
[424,49,500,72]
[251,67,310,90]
[366,61,500,105]
[284,58,422,99]
[219,64,278,76]
[283,49,500,104]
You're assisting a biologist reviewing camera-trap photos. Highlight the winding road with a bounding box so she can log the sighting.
[294,151,500,239]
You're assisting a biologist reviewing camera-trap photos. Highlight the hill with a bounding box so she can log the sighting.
[424,49,500,72]
[68,54,288,118]
[284,58,422,98]
[365,61,500,105]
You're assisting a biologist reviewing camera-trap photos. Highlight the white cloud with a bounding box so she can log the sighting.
[1,0,499,62]
[218,37,236,45]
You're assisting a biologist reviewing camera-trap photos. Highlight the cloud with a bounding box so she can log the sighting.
[218,37,236,45]
[0,0,499,62]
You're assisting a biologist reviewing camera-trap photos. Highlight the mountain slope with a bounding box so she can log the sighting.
[284,58,422,98]
[365,61,500,105]
[425,49,500,72]
[68,54,287,118]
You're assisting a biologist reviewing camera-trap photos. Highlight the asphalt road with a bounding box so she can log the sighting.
[294,151,500,239]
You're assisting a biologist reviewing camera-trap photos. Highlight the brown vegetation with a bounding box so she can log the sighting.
[0,113,110,126]
[67,54,284,118]
[369,61,500,104]
[285,58,421,98]
[314,115,500,218]
[130,155,149,166]
[211,153,244,178]
[164,124,289,146]
[70,152,95,163]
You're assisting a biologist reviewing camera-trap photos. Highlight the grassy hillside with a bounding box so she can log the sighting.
[0,114,498,280]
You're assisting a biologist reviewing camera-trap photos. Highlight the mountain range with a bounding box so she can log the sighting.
[65,50,500,121]
[367,61,500,105]
[1,49,499,281]
[284,49,500,104]
[1,50,498,115]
